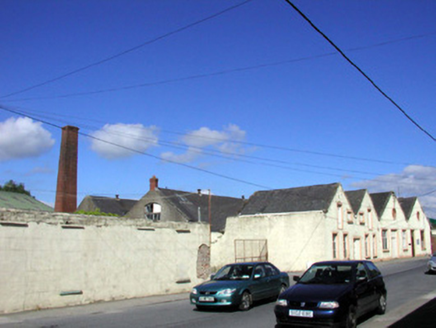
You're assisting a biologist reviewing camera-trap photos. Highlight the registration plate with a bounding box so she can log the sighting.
[199,296,215,302]
[289,309,314,318]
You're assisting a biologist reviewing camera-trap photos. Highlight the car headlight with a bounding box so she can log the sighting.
[319,301,339,309]
[217,288,236,296]
[191,288,198,295]
[276,299,288,306]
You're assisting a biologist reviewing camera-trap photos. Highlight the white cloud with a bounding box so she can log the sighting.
[90,123,159,159]
[162,124,248,164]
[0,117,55,161]
[351,165,436,218]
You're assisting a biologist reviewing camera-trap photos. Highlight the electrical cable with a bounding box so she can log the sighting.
[6,32,435,103]
[0,0,254,99]
[282,0,436,143]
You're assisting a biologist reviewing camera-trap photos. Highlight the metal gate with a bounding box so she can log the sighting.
[234,239,268,263]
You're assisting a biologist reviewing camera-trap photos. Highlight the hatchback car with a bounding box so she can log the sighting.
[275,260,386,328]
[190,261,289,311]
[428,253,436,273]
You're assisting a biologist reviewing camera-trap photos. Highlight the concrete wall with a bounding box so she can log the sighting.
[0,208,209,314]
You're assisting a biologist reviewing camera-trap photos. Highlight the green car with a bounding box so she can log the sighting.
[190,261,289,311]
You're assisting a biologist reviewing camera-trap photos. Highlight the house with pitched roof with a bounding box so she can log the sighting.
[211,183,432,272]
[124,176,245,233]
[398,196,432,257]
[211,183,357,272]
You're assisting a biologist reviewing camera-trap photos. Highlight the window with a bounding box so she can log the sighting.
[343,234,349,259]
[347,211,353,224]
[382,230,389,251]
[368,209,373,230]
[373,234,378,258]
[417,211,420,221]
[402,230,408,250]
[421,230,426,250]
[333,233,338,259]
[392,208,397,220]
[359,212,365,225]
[365,234,370,258]
[145,203,161,221]
[337,203,343,229]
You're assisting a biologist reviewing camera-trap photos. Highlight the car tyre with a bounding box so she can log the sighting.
[239,291,251,311]
[345,305,357,328]
[376,294,387,315]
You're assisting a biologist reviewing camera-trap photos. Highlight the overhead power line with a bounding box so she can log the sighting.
[0,104,270,190]
[0,0,253,99]
[6,32,435,103]
[282,0,436,143]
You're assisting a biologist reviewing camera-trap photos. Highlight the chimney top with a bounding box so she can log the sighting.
[150,175,158,191]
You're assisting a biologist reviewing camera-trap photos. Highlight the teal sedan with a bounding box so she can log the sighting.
[190,262,289,311]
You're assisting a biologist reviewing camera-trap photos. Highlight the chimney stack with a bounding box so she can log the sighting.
[150,175,158,191]
[55,126,79,213]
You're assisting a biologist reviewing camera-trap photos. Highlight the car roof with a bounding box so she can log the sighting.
[311,260,372,266]
[225,261,270,266]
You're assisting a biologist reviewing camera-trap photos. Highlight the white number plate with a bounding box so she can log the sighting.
[199,296,215,302]
[289,309,314,318]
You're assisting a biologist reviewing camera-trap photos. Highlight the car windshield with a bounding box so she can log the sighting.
[213,264,254,280]
[299,264,354,284]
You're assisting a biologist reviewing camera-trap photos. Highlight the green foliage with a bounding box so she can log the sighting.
[0,180,31,196]
[75,208,119,217]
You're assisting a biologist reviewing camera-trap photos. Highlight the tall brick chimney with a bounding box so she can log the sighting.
[55,126,79,213]
[150,175,158,191]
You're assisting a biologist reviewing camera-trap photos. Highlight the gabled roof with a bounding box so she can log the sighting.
[398,197,417,219]
[345,189,367,214]
[240,183,340,215]
[370,191,394,217]
[156,188,245,232]
[77,195,137,216]
[0,190,53,212]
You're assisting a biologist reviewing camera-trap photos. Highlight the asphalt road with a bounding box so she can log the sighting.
[1,258,435,327]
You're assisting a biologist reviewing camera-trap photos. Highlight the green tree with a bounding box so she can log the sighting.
[0,180,31,196]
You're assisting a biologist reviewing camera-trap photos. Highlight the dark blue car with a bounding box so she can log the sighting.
[274,260,386,328]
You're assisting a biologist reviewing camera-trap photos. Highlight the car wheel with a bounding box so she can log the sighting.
[239,291,252,311]
[345,305,357,328]
[376,294,387,315]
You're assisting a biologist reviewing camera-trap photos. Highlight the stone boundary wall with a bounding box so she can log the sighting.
[0,208,209,314]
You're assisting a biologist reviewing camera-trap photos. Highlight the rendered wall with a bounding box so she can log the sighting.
[0,209,209,314]
[211,211,327,273]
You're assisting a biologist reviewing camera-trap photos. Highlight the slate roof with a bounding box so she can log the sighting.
[345,189,367,214]
[370,192,394,217]
[398,197,417,219]
[77,195,137,216]
[240,183,340,215]
[157,188,245,232]
[0,190,53,212]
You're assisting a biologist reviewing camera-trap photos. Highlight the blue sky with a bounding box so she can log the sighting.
[1,0,436,216]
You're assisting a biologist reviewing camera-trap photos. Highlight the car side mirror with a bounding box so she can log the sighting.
[357,276,368,283]
[210,274,216,280]
[293,275,300,282]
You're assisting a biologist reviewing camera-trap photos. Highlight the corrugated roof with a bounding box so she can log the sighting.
[240,183,340,215]
[0,190,53,212]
